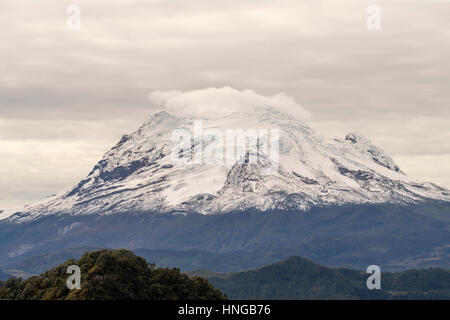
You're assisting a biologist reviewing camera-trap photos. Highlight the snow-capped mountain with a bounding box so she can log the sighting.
[2,107,449,223]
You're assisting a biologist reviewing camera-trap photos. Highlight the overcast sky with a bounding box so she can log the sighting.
[1,0,449,210]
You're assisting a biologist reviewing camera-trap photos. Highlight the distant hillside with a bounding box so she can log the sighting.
[1,204,448,273]
[206,257,450,300]
[0,249,225,300]
[134,248,277,272]
[1,247,279,278]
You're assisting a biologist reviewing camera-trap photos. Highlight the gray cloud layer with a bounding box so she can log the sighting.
[0,0,449,209]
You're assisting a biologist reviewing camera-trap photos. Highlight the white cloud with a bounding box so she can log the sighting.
[148,87,312,120]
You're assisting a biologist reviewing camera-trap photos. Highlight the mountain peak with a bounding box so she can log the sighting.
[2,103,449,222]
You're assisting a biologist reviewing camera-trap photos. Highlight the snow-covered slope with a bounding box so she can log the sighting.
[2,107,449,223]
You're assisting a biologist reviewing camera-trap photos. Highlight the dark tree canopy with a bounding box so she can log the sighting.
[0,249,226,300]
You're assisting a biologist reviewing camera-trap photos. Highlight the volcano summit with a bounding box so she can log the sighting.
[0,88,448,271]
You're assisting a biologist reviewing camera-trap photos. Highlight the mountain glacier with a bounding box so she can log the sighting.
[2,106,449,223]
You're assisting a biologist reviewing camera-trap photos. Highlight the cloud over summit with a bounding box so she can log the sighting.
[148,87,312,120]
